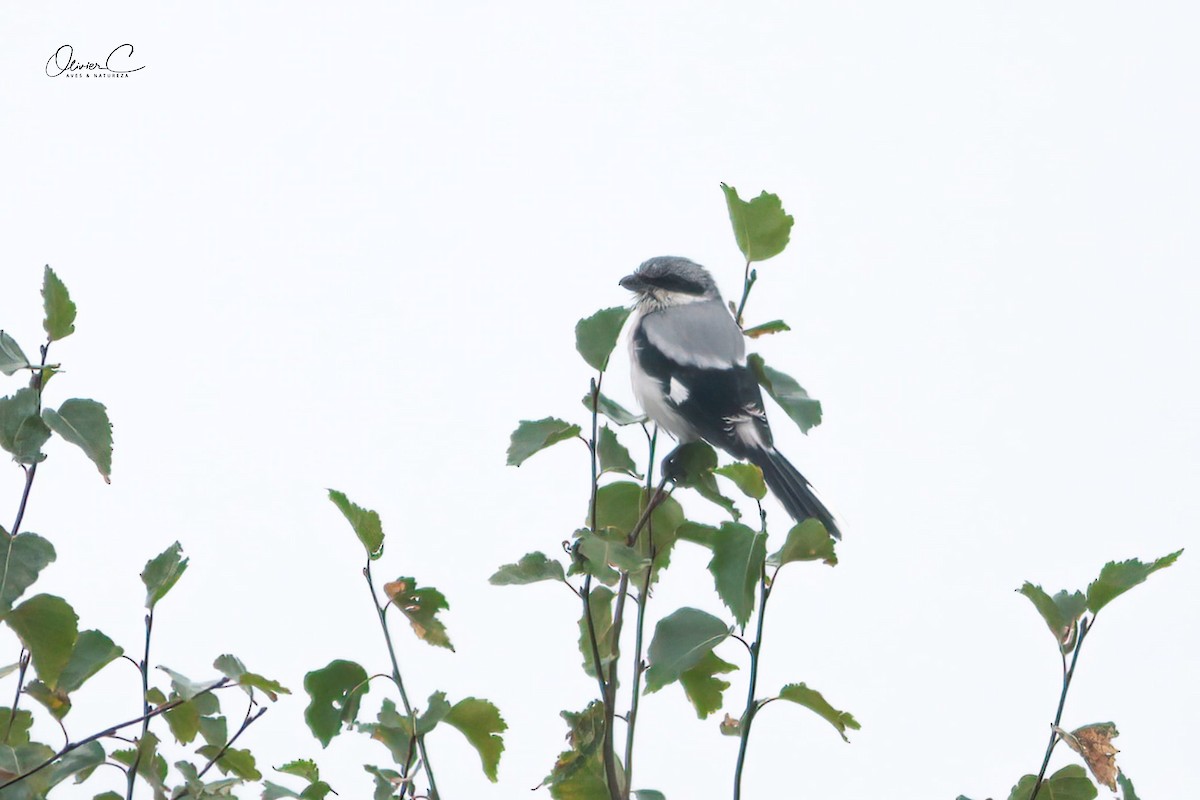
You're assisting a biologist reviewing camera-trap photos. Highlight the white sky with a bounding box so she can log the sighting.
[1,2,1197,798]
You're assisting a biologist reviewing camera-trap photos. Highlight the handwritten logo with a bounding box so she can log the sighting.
[46,44,145,78]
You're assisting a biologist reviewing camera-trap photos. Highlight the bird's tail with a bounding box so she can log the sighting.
[752,448,842,539]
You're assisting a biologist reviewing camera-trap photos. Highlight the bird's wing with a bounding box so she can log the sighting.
[640,300,745,369]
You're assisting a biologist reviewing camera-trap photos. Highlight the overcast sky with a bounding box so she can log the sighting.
[1,2,1196,798]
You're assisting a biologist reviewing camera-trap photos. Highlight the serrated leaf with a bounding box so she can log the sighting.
[645,608,730,693]
[304,660,369,747]
[46,739,103,789]
[6,593,78,688]
[714,463,767,501]
[573,530,649,586]
[24,680,71,719]
[141,541,188,609]
[1007,765,1098,800]
[583,392,644,426]
[327,489,384,560]
[42,266,76,342]
[0,742,55,798]
[591,482,686,583]
[158,666,217,701]
[164,692,201,745]
[747,354,822,433]
[544,702,616,800]
[1018,584,1086,651]
[198,714,228,748]
[196,744,260,780]
[743,320,791,338]
[707,523,766,630]
[721,183,794,262]
[679,650,737,719]
[668,442,739,519]
[597,426,640,478]
[677,521,718,549]
[364,764,404,800]
[58,629,123,692]
[1086,549,1182,615]
[383,578,454,650]
[776,683,860,742]
[578,585,616,678]
[576,306,632,372]
[0,531,56,616]
[0,707,33,744]
[0,389,50,464]
[42,399,112,481]
[768,518,838,568]
[507,417,582,467]
[445,697,507,782]
[276,760,319,782]
[1058,722,1119,792]
[489,552,567,586]
[213,653,289,701]
[0,332,30,376]
[1117,771,1138,800]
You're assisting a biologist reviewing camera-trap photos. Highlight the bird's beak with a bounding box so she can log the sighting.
[619,274,641,291]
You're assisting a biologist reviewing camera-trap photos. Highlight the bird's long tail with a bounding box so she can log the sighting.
[752,448,842,539]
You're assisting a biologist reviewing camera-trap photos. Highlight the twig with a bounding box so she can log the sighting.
[734,260,755,328]
[2,651,30,744]
[733,504,772,800]
[1028,618,1093,800]
[0,678,230,792]
[126,609,155,800]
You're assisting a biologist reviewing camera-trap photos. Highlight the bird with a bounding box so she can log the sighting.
[620,255,841,538]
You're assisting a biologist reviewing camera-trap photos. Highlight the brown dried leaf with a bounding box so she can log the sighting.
[719,713,742,737]
[1055,722,1120,791]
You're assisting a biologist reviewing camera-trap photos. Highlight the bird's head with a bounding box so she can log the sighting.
[620,256,721,310]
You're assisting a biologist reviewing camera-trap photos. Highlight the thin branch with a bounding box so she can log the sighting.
[734,260,755,328]
[1028,618,1093,800]
[733,506,772,800]
[10,344,49,537]
[0,679,230,792]
[126,609,155,800]
[621,427,657,794]
[2,650,30,744]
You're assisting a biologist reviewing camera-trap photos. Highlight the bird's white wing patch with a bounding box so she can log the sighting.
[668,376,690,405]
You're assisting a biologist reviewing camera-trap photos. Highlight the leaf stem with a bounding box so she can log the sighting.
[734,260,756,328]
[733,507,772,800]
[2,650,30,744]
[365,561,441,800]
[621,428,657,791]
[1028,617,1093,800]
[10,344,49,537]
[126,608,154,800]
[0,678,230,792]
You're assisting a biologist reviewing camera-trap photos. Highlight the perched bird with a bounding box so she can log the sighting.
[620,256,841,538]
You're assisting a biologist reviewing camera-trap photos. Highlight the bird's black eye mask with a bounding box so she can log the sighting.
[639,272,708,295]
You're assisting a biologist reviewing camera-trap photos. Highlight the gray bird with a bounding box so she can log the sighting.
[620,256,841,538]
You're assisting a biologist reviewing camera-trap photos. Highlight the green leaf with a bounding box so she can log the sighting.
[0,332,30,376]
[583,392,644,426]
[6,593,78,688]
[1117,772,1138,800]
[0,388,50,464]
[1086,549,1183,615]
[141,541,188,609]
[489,552,567,586]
[327,489,384,560]
[633,792,667,800]
[0,742,55,798]
[112,731,167,792]
[277,760,319,783]
[592,481,646,538]
[679,650,737,719]
[0,707,33,744]
[0,531,56,616]
[544,702,617,800]
[164,692,202,744]
[1018,584,1086,650]
[196,744,261,780]
[776,683,860,742]
[707,523,766,630]
[158,666,220,701]
[364,765,404,800]
[507,417,582,467]
[46,739,103,789]
[304,660,369,747]
[743,320,791,338]
[721,183,794,263]
[24,680,71,719]
[42,266,77,342]
[1007,765,1098,800]
[361,698,416,763]
[666,441,738,519]
[264,760,334,800]
[591,481,686,583]
[714,463,766,501]
[597,426,640,478]
[383,578,454,650]
[95,793,125,800]
[644,607,730,693]
[578,585,616,678]
[748,354,822,433]
[42,399,112,481]
[576,306,632,372]
[573,530,650,586]
[444,697,507,782]
[198,713,228,748]
[768,518,838,568]
[58,629,123,692]
[677,521,718,549]
[213,653,289,701]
